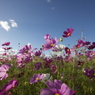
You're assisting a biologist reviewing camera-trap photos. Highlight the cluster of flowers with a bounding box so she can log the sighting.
[0,27,95,94]
[30,73,76,95]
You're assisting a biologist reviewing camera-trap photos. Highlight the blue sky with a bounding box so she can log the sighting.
[0,0,95,55]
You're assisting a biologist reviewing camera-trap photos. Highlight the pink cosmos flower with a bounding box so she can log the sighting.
[42,37,58,51]
[44,34,51,40]
[62,28,74,38]
[19,45,32,54]
[40,79,76,95]
[0,64,10,80]
[85,51,95,59]
[16,54,31,68]
[30,74,44,84]
[0,79,18,95]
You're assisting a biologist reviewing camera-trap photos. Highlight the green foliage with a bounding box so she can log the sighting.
[0,55,95,95]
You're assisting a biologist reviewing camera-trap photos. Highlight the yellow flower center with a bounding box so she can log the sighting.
[24,82,28,85]
[54,67,57,70]
[42,45,44,48]
[55,93,60,95]
[77,45,80,48]
[90,53,93,55]
[36,78,39,80]
[67,49,70,51]
[67,33,70,36]
[12,85,15,88]
[50,44,54,47]
[25,50,28,53]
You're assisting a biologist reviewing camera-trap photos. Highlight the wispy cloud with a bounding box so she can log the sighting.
[0,21,10,31]
[46,0,51,3]
[9,19,18,27]
[51,7,55,10]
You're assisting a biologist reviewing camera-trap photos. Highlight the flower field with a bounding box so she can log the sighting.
[0,28,95,95]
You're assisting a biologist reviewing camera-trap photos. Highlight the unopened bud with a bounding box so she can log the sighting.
[60,37,63,42]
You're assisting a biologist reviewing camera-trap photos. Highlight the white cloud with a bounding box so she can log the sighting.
[47,0,51,3]
[0,48,4,54]
[0,21,10,31]
[9,19,18,27]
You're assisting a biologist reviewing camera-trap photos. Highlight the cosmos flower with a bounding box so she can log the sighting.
[35,50,42,56]
[83,68,95,78]
[65,47,71,55]
[41,73,53,83]
[44,34,51,40]
[77,61,84,67]
[2,42,10,46]
[84,41,90,45]
[44,58,52,68]
[92,42,95,46]
[52,44,65,52]
[30,74,44,84]
[0,79,18,95]
[0,64,10,80]
[78,40,84,45]
[87,45,95,50]
[40,79,76,95]
[85,51,95,59]
[57,56,63,61]
[64,55,72,62]
[62,28,74,38]
[34,62,42,70]
[18,45,32,54]
[42,37,58,50]
[50,65,57,74]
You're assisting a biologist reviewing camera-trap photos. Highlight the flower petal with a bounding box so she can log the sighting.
[40,88,54,95]
[60,83,71,95]
[46,80,57,92]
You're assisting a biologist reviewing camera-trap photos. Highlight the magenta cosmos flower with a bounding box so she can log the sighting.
[65,47,71,55]
[0,79,18,95]
[2,42,10,46]
[83,68,95,78]
[62,28,74,38]
[40,79,76,95]
[44,58,52,68]
[30,74,44,84]
[50,65,57,74]
[0,64,10,80]
[35,50,42,56]
[34,62,42,70]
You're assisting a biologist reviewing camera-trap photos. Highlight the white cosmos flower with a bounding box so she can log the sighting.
[41,73,53,83]
[52,44,65,52]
